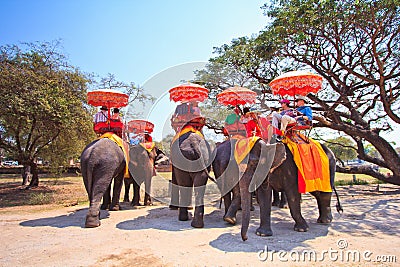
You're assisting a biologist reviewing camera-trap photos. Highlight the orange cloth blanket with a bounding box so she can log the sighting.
[283,135,331,193]
[171,125,204,145]
[98,132,130,178]
[234,136,260,164]
[140,141,155,153]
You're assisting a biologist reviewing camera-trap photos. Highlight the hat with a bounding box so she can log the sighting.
[295,95,307,102]
[100,106,108,111]
[279,99,290,104]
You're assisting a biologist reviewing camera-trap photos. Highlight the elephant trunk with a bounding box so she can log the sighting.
[239,163,251,241]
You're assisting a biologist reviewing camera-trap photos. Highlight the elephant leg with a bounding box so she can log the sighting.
[239,171,252,241]
[144,192,152,206]
[224,185,241,225]
[272,189,280,206]
[169,168,179,210]
[286,190,309,232]
[222,192,232,216]
[123,178,131,202]
[131,179,141,206]
[144,174,152,206]
[256,182,273,237]
[191,172,208,228]
[101,183,112,210]
[279,191,288,209]
[311,191,333,224]
[110,173,124,211]
[86,180,111,228]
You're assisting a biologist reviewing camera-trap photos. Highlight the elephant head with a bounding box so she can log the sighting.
[238,141,286,241]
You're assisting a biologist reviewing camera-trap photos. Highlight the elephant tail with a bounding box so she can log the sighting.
[333,186,343,214]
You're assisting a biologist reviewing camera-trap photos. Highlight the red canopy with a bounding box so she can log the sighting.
[269,71,323,97]
[217,86,257,106]
[127,119,154,133]
[169,82,209,103]
[87,89,129,108]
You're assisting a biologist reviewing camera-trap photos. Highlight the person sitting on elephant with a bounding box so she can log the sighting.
[111,108,122,122]
[293,95,313,126]
[93,106,108,124]
[240,107,261,138]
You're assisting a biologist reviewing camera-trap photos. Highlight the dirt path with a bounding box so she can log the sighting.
[1,184,399,267]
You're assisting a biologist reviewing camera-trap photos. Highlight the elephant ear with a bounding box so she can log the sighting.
[248,142,282,192]
[269,143,286,173]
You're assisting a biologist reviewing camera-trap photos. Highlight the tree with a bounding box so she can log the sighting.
[325,137,357,166]
[196,0,400,184]
[0,41,94,187]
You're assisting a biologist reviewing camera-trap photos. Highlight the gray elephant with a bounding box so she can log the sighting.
[256,143,338,238]
[124,146,166,206]
[212,138,286,240]
[80,137,126,228]
[213,138,340,241]
[170,130,212,228]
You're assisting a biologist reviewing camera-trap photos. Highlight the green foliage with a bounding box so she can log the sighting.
[325,136,357,162]
[0,41,94,183]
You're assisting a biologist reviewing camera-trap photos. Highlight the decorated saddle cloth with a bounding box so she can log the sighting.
[140,141,155,153]
[233,136,260,164]
[283,134,331,193]
[171,125,204,145]
[98,132,130,178]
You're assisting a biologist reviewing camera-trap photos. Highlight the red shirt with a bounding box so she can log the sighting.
[245,120,261,138]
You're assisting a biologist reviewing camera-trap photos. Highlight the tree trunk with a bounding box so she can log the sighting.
[21,165,32,186]
[28,162,39,187]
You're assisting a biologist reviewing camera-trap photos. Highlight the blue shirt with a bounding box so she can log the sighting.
[296,106,313,121]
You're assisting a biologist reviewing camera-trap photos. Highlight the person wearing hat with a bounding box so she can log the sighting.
[240,107,261,137]
[270,99,297,137]
[93,106,108,124]
[294,95,313,125]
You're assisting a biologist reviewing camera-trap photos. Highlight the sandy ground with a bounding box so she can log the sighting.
[0,184,399,267]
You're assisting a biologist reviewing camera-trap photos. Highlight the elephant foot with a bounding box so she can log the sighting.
[85,215,100,228]
[317,216,332,224]
[110,204,120,211]
[169,205,178,210]
[100,204,109,210]
[179,209,189,221]
[223,216,236,225]
[241,233,248,241]
[144,201,153,206]
[256,227,273,237]
[279,203,289,209]
[250,205,255,211]
[271,201,279,207]
[294,222,309,232]
[191,218,204,228]
[131,202,141,207]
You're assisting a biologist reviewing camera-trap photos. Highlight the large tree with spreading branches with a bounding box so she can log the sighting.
[196,0,400,184]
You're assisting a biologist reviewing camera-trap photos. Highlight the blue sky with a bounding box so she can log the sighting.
[1,0,267,85]
[1,0,268,141]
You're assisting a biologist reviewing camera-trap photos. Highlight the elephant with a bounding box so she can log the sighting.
[272,189,287,208]
[124,145,169,206]
[212,138,286,240]
[170,129,212,228]
[123,144,159,206]
[213,138,340,241]
[256,143,338,238]
[80,137,126,228]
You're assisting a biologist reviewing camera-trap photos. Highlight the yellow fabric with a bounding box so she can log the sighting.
[283,136,331,193]
[98,132,130,178]
[171,125,204,145]
[140,141,156,153]
[234,136,260,164]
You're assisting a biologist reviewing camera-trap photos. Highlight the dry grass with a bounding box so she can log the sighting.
[0,174,88,211]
